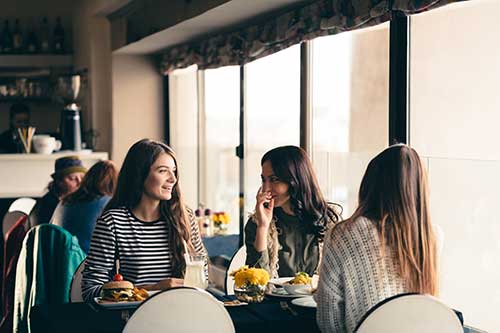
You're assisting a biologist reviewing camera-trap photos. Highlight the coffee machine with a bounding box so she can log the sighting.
[55,74,83,151]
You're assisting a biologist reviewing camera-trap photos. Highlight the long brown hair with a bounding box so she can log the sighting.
[348,144,438,295]
[262,145,341,240]
[63,160,118,204]
[105,139,192,277]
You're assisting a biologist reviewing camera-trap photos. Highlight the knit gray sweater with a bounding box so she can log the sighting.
[315,216,408,332]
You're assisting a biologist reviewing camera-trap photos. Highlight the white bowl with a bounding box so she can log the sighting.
[283,282,312,295]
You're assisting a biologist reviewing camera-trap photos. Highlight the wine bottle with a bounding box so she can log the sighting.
[1,20,13,54]
[26,18,38,53]
[53,16,64,53]
[40,17,50,53]
[12,19,23,53]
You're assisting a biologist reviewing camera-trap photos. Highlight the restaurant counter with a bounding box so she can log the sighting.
[0,151,108,198]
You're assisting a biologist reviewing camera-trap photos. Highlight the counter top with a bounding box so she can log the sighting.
[0,151,108,160]
[0,151,109,199]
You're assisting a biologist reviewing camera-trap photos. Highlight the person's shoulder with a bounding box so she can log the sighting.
[184,206,195,218]
[330,216,375,244]
[40,190,57,202]
[244,214,257,232]
[100,207,129,221]
[96,195,111,205]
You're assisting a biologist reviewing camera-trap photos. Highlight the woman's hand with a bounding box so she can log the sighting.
[254,187,274,230]
[140,278,184,291]
[253,187,274,252]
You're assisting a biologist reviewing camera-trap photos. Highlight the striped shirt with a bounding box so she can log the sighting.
[82,207,207,302]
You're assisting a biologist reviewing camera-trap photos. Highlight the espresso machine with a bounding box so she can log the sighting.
[55,74,83,151]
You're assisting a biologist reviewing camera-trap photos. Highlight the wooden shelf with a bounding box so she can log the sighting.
[0,96,53,103]
[0,55,73,68]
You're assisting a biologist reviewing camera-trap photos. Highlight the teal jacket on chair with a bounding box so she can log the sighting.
[13,224,86,333]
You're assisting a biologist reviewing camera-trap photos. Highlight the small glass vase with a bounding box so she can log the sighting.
[214,223,228,235]
[234,284,266,303]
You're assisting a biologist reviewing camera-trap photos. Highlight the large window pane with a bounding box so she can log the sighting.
[244,45,301,214]
[410,2,499,330]
[312,23,389,217]
[169,65,198,208]
[201,66,240,234]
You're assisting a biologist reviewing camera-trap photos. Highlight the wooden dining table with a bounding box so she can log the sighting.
[30,295,320,333]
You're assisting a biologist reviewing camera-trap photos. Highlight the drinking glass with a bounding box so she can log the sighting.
[184,255,208,289]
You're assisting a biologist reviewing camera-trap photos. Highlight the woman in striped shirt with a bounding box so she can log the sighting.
[82,139,207,302]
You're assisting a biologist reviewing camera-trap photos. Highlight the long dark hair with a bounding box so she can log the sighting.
[261,145,341,240]
[106,139,192,277]
[63,160,118,204]
[47,177,66,198]
[348,144,438,295]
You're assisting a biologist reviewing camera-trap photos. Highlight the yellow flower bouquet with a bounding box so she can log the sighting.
[230,265,269,303]
[213,212,230,235]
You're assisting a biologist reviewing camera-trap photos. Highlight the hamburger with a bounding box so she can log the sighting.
[101,280,135,302]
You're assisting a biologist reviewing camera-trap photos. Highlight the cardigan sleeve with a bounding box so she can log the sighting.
[315,226,347,333]
[244,217,271,271]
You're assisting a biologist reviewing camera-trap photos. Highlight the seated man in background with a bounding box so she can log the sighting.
[32,156,87,225]
[0,103,30,153]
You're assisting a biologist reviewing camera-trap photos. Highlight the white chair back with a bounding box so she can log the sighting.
[69,260,85,302]
[3,211,27,240]
[123,287,235,333]
[225,245,246,295]
[356,293,463,333]
[8,198,36,215]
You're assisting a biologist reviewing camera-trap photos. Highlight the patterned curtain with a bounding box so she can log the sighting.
[159,0,463,74]
[393,0,467,13]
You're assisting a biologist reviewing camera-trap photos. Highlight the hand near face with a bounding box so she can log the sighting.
[254,187,274,229]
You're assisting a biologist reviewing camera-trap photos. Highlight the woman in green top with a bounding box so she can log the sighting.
[245,145,341,278]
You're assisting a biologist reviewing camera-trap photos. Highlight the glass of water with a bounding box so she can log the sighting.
[183,255,207,289]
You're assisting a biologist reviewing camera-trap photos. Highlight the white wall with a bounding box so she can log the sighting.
[111,54,164,165]
[73,0,113,153]
[410,1,500,331]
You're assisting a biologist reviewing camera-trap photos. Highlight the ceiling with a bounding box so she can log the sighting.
[114,0,313,55]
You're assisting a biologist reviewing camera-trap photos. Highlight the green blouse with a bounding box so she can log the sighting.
[244,208,320,277]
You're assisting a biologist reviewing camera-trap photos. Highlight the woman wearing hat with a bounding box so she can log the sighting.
[33,156,87,224]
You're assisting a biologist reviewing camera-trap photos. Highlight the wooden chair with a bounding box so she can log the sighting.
[123,287,235,333]
[355,293,463,333]
[69,260,86,302]
[8,198,36,215]
[224,245,246,295]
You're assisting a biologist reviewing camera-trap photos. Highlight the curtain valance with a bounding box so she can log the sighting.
[160,0,462,74]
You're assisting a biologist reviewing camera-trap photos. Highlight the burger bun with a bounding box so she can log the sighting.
[102,280,134,290]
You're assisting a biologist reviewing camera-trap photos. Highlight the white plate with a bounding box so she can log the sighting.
[267,277,313,297]
[291,296,317,308]
[221,300,248,307]
[93,290,161,309]
[149,290,162,296]
[94,297,141,309]
[269,277,295,286]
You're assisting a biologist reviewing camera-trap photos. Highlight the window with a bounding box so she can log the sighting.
[409,1,499,330]
[168,65,199,208]
[311,23,390,216]
[201,66,240,234]
[244,45,301,214]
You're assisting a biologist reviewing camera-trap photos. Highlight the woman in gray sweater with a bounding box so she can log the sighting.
[315,144,439,332]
